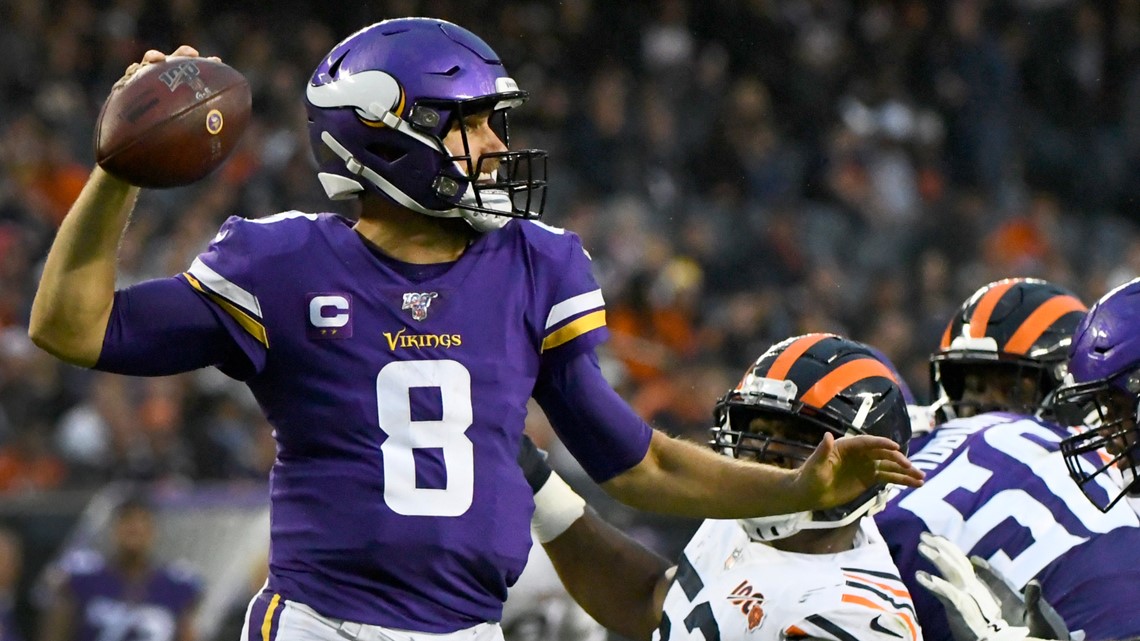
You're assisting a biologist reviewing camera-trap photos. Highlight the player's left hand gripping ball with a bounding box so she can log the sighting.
[95,56,252,188]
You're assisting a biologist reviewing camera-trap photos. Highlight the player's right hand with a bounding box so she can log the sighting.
[796,433,923,510]
[113,45,218,90]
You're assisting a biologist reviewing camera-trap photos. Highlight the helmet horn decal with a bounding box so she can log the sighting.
[307,70,402,120]
[801,358,900,409]
[1003,295,1087,355]
[969,280,1017,338]
[307,71,442,153]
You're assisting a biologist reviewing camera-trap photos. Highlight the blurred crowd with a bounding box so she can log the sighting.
[1,0,1140,509]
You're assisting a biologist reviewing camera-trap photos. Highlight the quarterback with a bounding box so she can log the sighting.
[28,17,921,641]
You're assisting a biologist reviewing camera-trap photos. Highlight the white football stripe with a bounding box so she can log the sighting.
[188,257,264,319]
[545,289,604,330]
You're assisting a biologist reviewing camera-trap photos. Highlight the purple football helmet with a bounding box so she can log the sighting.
[1055,278,1140,511]
[304,18,547,231]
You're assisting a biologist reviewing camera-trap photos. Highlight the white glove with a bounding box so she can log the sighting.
[914,532,1038,641]
[914,532,1074,641]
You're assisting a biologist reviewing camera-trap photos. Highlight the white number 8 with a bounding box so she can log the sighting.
[376,360,474,516]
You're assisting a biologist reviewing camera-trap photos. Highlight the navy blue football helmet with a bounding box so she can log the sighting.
[711,334,911,540]
[930,278,1086,421]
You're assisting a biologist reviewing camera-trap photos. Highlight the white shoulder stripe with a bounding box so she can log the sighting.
[188,257,263,319]
[546,289,604,330]
[526,219,566,235]
[248,211,321,224]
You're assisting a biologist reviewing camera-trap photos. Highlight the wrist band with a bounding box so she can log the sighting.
[531,471,586,543]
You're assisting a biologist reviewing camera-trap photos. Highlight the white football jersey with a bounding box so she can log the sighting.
[653,519,921,641]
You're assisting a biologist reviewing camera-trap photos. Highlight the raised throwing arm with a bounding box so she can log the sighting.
[28,46,203,365]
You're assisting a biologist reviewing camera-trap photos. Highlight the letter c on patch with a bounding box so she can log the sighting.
[309,295,350,328]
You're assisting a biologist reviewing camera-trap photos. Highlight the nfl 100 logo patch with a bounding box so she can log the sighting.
[307,293,352,339]
[402,292,438,321]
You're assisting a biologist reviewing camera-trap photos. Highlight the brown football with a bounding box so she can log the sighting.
[95,57,251,188]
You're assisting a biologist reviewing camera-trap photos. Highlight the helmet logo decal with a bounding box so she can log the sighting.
[402,292,438,321]
[307,70,404,125]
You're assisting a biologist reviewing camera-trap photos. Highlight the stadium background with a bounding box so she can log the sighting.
[1,0,1139,638]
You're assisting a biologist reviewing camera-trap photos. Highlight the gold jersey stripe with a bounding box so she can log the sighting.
[183,273,270,348]
[542,310,606,352]
[261,593,281,641]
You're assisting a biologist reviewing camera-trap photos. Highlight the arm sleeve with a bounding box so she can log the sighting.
[537,232,609,369]
[517,434,553,493]
[95,277,258,378]
[533,349,652,483]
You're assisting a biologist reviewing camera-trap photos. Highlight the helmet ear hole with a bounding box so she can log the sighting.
[366,142,410,164]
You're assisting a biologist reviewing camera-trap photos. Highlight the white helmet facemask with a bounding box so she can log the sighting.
[451,165,513,232]
[737,489,889,542]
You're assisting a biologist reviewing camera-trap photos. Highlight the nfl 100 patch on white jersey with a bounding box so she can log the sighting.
[654,519,920,641]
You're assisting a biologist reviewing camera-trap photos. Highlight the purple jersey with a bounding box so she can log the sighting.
[876,413,1140,639]
[55,550,200,641]
[180,213,625,631]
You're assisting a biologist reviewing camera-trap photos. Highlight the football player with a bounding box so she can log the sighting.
[37,494,202,641]
[876,278,1140,640]
[1054,277,1140,513]
[27,18,921,641]
[524,334,923,641]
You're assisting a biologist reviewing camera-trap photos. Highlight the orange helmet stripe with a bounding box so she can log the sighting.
[801,358,900,409]
[939,319,953,350]
[969,280,1017,338]
[1003,295,1087,355]
[766,334,828,381]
